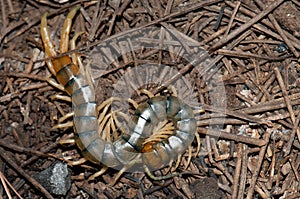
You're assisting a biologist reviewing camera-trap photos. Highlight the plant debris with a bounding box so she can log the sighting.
[1,0,300,198]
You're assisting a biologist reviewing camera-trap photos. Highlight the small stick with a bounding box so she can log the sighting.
[0,147,54,199]
[283,111,300,156]
[217,49,290,61]
[274,67,300,148]
[197,127,266,147]
[24,48,39,74]
[210,0,285,51]
[231,143,242,198]
[225,0,241,36]
[237,144,248,199]
[213,3,225,31]
[246,128,271,199]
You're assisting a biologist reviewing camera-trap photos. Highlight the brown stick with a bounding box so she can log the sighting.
[232,143,243,198]
[209,0,285,51]
[0,147,54,199]
[246,128,271,199]
[197,127,266,146]
[274,67,300,147]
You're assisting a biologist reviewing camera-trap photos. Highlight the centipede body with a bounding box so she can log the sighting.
[40,6,198,183]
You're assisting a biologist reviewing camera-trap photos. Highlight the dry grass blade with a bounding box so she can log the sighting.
[0,171,23,199]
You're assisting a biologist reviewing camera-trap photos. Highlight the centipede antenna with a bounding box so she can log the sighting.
[40,12,57,57]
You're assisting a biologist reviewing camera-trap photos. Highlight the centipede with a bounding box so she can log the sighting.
[40,6,198,185]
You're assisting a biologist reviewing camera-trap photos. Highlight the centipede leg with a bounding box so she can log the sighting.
[167,85,178,97]
[50,94,71,102]
[143,120,174,145]
[128,88,155,109]
[184,145,193,170]
[88,167,108,181]
[143,165,178,181]
[172,154,182,172]
[99,113,116,141]
[139,89,155,98]
[58,111,74,123]
[51,121,73,130]
[111,167,128,186]
[194,131,201,157]
[66,157,88,166]
[59,141,89,166]
[128,98,139,109]
[59,138,75,145]
[46,76,66,92]
[110,157,142,186]
[96,97,123,141]
[48,110,74,131]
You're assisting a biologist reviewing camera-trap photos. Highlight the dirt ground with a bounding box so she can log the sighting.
[1,0,300,198]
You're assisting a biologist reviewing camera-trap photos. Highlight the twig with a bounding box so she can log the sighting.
[197,127,266,146]
[231,143,242,198]
[217,49,291,61]
[283,111,300,156]
[237,144,248,198]
[225,0,241,36]
[274,67,300,146]
[0,171,23,199]
[210,0,285,51]
[246,128,271,199]
[0,147,54,199]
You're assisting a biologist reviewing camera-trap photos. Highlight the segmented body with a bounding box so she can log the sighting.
[40,7,197,180]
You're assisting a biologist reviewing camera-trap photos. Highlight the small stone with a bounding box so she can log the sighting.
[281,162,291,176]
[33,161,71,196]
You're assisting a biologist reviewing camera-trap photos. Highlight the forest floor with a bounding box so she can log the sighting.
[1,0,300,198]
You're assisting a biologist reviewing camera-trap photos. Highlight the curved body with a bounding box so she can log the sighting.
[40,7,197,180]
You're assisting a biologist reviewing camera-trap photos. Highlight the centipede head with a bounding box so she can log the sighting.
[141,141,173,170]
